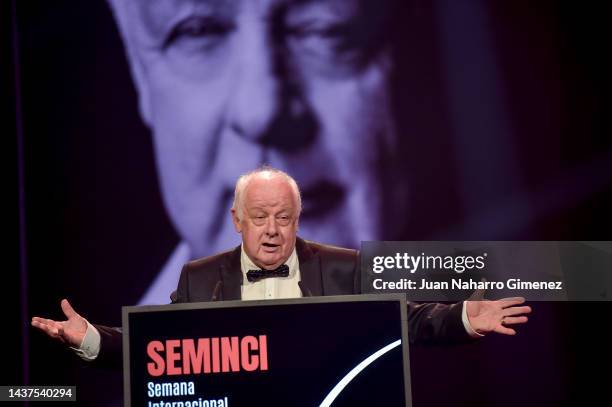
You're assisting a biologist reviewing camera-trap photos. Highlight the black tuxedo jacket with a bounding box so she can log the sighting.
[95,238,472,368]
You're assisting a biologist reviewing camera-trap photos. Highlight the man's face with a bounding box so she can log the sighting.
[110,0,397,257]
[232,175,299,269]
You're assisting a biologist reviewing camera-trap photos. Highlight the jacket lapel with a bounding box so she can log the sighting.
[220,245,242,301]
[296,237,323,296]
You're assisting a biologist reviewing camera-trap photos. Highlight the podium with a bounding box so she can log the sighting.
[122,294,412,406]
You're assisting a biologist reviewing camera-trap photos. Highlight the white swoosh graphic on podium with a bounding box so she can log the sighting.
[319,339,402,407]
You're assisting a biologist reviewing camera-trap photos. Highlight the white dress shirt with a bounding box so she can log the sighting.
[240,244,302,300]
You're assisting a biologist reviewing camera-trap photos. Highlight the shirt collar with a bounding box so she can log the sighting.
[240,243,299,284]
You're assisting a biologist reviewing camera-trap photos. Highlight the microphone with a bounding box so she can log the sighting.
[298,280,313,297]
[211,280,223,301]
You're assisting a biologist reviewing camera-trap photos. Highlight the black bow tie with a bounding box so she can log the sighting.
[246,264,290,283]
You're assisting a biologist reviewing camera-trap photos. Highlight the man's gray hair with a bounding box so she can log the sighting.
[232,166,302,219]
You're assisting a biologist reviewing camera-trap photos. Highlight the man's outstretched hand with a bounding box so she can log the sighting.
[466,297,531,336]
[31,299,87,348]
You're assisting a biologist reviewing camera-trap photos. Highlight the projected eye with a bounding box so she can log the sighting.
[287,24,344,54]
[164,16,234,53]
[285,21,367,71]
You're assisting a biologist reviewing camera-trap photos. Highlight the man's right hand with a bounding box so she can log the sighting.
[31,299,88,348]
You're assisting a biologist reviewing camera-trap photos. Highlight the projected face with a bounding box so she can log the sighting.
[109,0,399,258]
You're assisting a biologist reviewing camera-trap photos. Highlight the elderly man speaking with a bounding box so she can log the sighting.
[32,168,531,366]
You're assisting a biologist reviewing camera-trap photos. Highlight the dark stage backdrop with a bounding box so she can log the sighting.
[9,0,612,405]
